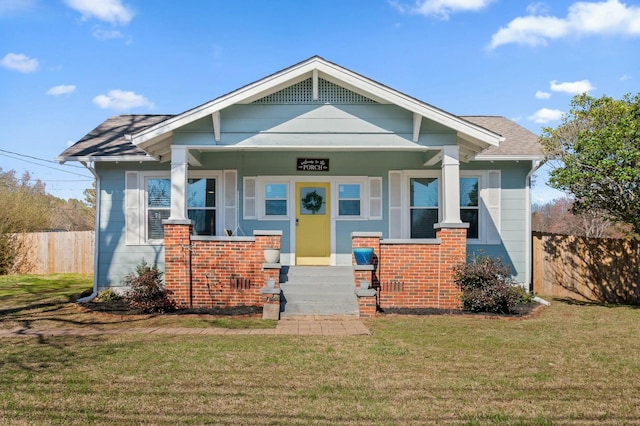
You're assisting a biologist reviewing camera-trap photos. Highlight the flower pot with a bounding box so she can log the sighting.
[263,248,280,263]
[353,247,374,265]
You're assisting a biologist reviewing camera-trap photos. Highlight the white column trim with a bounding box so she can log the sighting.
[440,145,462,225]
[169,146,188,220]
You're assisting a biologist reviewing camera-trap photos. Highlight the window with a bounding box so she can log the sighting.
[264,183,288,216]
[146,178,170,240]
[187,178,216,236]
[338,183,361,216]
[460,177,479,239]
[410,177,439,238]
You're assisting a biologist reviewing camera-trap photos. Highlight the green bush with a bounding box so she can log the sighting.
[123,260,175,313]
[96,288,121,302]
[453,255,530,314]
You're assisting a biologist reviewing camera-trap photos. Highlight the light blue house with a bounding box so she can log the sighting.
[58,56,544,304]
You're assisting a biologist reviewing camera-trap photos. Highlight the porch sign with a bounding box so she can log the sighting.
[297,158,329,172]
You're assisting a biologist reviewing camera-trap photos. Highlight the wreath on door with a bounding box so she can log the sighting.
[302,190,324,214]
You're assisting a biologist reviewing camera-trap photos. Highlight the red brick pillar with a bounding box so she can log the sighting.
[351,232,381,288]
[163,219,193,308]
[254,230,282,288]
[435,226,467,309]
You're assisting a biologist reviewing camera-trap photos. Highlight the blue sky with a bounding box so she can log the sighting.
[1,0,639,203]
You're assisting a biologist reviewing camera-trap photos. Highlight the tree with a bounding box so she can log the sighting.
[541,93,640,237]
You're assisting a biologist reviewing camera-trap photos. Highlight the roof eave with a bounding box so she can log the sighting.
[55,155,159,163]
[471,154,546,161]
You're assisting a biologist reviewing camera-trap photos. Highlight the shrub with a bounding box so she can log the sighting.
[123,260,175,313]
[96,288,121,303]
[453,255,530,314]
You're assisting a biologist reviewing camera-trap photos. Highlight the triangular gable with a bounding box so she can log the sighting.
[131,56,504,155]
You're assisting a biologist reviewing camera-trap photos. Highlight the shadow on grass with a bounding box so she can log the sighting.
[553,296,640,309]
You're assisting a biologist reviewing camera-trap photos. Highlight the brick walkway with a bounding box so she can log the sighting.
[0,320,371,338]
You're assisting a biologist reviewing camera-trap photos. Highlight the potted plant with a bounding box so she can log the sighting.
[263,248,280,263]
[353,247,374,265]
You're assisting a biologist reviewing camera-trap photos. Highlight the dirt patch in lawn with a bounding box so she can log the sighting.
[79,299,262,317]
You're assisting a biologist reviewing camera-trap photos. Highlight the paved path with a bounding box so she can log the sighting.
[0,320,371,338]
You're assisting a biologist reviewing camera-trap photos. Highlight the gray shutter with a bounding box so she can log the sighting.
[125,171,141,245]
[485,170,501,245]
[389,171,402,238]
[243,177,257,219]
[223,170,237,233]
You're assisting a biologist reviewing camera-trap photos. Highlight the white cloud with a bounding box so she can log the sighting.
[620,73,632,81]
[0,52,38,73]
[390,0,495,20]
[529,108,564,124]
[93,89,155,110]
[536,90,552,99]
[65,0,134,25]
[46,85,77,96]
[489,0,640,49]
[550,79,595,94]
[92,28,124,39]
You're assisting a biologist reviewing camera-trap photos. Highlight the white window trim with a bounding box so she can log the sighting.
[403,170,441,239]
[140,172,170,245]
[188,171,222,236]
[138,171,223,245]
[459,171,483,244]
[257,179,291,220]
[334,177,367,220]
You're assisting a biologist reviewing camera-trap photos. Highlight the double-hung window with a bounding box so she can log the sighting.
[187,178,217,236]
[264,183,288,217]
[146,177,171,241]
[338,183,361,216]
[460,177,479,240]
[410,177,439,238]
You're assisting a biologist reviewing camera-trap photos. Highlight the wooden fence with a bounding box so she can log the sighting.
[16,231,94,274]
[532,232,640,304]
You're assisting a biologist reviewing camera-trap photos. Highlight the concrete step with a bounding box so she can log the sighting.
[279,266,359,318]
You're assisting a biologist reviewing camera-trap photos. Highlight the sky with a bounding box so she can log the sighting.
[1,0,639,204]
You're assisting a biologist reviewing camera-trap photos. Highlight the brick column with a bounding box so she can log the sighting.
[351,232,381,288]
[254,230,282,288]
[435,226,467,309]
[163,219,192,308]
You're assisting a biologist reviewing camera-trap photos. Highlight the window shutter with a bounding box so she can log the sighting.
[485,170,501,245]
[243,177,257,219]
[368,177,382,220]
[223,170,237,233]
[125,171,141,245]
[388,171,402,238]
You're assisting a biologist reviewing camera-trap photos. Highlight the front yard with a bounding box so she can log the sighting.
[1,274,640,424]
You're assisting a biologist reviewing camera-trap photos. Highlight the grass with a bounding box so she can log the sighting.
[2,275,640,424]
[0,274,276,331]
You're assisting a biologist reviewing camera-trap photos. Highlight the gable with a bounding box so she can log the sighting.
[131,56,503,157]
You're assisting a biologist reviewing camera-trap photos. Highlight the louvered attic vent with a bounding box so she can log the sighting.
[252,78,377,104]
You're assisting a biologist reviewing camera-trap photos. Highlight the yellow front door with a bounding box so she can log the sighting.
[295,182,330,265]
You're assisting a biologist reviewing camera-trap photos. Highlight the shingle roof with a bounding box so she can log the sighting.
[56,114,174,161]
[462,116,544,159]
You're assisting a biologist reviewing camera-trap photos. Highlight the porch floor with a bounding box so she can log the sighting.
[279,266,359,319]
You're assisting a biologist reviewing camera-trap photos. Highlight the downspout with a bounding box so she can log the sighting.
[77,161,100,303]
[525,159,545,292]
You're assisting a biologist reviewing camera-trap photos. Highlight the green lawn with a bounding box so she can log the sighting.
[1,275,640,424]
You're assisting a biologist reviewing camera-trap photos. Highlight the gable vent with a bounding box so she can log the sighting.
[252,78,377,104]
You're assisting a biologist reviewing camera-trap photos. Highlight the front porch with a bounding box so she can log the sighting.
[162,223,466,318]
